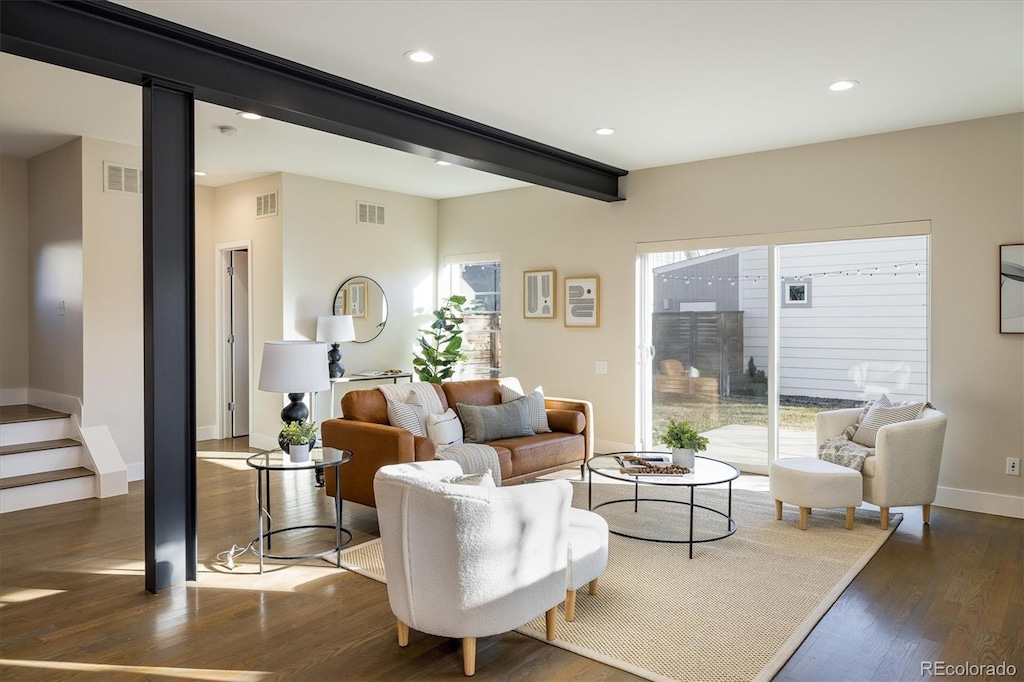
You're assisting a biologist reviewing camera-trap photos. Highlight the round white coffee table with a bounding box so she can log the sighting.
[587,451,739,558]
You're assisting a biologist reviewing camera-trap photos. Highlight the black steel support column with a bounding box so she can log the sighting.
[143,79,197,593]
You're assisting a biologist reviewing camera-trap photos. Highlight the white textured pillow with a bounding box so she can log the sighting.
[386,392,428,437]
[852,400,925,447]
[499,383,551,434]
[441,470,496,487]
[426,408,464,451]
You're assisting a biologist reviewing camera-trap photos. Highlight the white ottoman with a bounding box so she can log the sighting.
[769,458,862,530]
[565,507,608,621]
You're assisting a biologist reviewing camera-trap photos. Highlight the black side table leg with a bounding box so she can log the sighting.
[689,486,695,559]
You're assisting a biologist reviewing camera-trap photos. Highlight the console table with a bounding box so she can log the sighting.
[327,372,412,418]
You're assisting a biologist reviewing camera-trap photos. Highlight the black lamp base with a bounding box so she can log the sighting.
[278,392,316,452]
[328,343,345,378]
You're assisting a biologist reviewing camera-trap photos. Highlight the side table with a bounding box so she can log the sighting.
[246,448,353,574]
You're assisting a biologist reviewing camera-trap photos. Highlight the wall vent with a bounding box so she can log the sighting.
[357,201,386,225]
[256,191,278,218]
[103,161,142,195]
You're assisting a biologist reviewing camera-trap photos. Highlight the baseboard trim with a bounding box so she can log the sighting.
[196,425,219,441]
[126,461,145,482]
[0,387,28,405]
[935,486,1024,519]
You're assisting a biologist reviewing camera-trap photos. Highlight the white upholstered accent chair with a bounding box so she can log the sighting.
[373,460,571,676]
[816,406,947,529]
[566,507,608,622]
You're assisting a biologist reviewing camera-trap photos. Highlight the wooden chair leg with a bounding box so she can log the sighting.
[545,606,557,640]
[775,499,783,520]
[923,504,931,524]
[565,589,577,622]
[462,637,476,676]
[845,507,855,530]
[588,578,598,595]
[799,507,809,530]
[397,620,409,647]
[880,507,889,530]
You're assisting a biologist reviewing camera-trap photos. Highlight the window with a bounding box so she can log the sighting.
[446,259,501,380]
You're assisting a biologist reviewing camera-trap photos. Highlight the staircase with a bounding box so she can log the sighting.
[0,404,95,513]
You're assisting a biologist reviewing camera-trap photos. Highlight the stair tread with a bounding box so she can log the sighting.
[0,404,71,425]
[0,467,93,490]
[0,438,82,456]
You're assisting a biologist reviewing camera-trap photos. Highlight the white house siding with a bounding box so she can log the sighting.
[740,236,929,402]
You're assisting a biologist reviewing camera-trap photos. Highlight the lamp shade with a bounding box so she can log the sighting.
[258,341,330,393]
[316,315,356,343]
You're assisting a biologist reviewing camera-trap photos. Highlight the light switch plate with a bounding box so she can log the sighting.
[595,361,608,374]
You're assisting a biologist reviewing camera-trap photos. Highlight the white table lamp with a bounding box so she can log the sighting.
[258,340,330,450]
[316,315,356,378]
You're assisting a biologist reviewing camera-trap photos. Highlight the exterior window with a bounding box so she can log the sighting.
[449,261,501,380]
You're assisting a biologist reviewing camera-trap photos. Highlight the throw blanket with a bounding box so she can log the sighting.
[435,443,502,487]
[818,436,874,472]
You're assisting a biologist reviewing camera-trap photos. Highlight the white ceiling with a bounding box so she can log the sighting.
[2,1,1021,199]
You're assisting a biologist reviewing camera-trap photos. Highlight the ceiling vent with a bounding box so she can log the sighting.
[357,201,386,225]
[256,191,278,218]
[104,161,142,195]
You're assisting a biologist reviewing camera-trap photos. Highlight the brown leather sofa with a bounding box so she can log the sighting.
[321,379,593,508]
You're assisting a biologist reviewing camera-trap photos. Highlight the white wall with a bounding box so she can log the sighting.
[194,185,217,437]
[0,156,30,402]
[439,114,1024,512]
[280,173,438,420]
[28,139,83,404]
[207,174,284,450]
[80,138,143,466]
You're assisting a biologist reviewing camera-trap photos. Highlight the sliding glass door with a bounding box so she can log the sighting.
[639,232,929,473]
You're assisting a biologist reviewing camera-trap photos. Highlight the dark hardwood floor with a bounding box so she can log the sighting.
[0,437,1020,681]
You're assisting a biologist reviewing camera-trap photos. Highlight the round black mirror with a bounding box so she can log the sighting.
[333,276,387,343]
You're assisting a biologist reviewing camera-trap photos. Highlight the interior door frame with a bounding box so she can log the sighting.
[215,240,254,440]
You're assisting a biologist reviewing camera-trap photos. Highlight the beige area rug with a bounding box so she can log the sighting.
[337,481,900,682]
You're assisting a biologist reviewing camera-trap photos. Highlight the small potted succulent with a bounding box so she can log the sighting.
[658,420,709,468]
[280,419,317,463]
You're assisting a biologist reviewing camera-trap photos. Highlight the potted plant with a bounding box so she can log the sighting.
[658,419,709,468]
[280,419,317,462]
[413,295,468,384]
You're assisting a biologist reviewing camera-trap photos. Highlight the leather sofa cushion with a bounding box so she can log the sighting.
[490,433,585,478]
[547,409,585,435]
[443,379,501,409]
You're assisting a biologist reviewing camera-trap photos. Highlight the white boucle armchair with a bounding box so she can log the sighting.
[816,406,948,529]
[373,460,571,676]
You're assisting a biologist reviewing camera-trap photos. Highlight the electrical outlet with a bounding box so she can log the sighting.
[595,361,608,375]
[1007,457,1021,476]
[58,300,65,316]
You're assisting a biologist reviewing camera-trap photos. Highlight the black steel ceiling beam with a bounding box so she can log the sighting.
[0,0,626,201]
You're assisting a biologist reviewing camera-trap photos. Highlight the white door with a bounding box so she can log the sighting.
[229,250,250,437]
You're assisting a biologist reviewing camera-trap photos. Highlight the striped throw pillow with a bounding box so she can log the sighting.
[386,393,428,437]
[499,383,551,434]
[852,400,925,447]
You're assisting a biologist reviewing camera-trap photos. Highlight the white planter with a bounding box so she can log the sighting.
[289,443,311,463]
[671,447,695,468]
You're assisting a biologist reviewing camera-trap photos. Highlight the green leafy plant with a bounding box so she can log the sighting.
[413,295,468,384]
[280,419,316,446]
[658,419,709,452]
[747,356,767,383]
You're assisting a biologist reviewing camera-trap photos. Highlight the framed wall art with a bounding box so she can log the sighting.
[523,269,556,318]
[1000,243,1024,333]
[348,281,366,318]
[564,276,600,328]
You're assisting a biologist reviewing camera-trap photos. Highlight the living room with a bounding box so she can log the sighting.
[1,2,1022,680]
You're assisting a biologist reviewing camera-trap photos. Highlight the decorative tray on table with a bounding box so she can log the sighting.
[616,454,691,475]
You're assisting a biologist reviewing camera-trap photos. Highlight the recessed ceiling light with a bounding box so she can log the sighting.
[237,112,262,120]
[828,80,859,92]
[194,171,207,177]
[434,160,451,166]
[405,50,434,63]
[593,127,616,136]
